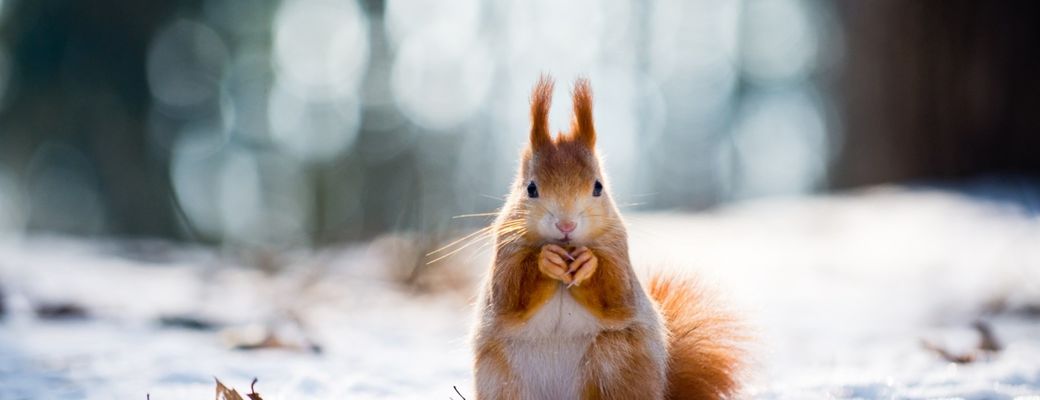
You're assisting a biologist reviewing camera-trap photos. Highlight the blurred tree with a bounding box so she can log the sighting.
[833,0,1040,186]
[0,0,197,236]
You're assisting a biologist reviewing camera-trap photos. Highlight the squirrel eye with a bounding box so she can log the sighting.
[593,180,603,197]
[527,181,539,198]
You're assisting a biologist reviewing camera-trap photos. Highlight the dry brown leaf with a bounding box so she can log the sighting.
[214,377,263,400]
[247,377,264,400]
[215,378,244,400]
[226,327,321,354]
[920,321,1004,364]
[920,339,977,364]
[974,321,1002,352]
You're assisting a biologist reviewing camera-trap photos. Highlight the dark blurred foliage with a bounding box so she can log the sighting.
[0,0,186,236]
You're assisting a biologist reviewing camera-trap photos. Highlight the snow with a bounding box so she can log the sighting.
[1,187,1039,399]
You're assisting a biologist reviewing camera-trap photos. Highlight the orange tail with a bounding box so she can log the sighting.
[647,273,746,400]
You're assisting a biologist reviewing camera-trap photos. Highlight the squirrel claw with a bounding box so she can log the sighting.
[567,247,598,287]
[539,244,573,284]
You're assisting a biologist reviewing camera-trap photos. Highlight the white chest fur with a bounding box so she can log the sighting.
[506,285,603,399]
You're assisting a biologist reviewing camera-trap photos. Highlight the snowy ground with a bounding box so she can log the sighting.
[1,187,1039,399]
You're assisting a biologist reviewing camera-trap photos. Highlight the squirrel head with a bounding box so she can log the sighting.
[508,76,621,247]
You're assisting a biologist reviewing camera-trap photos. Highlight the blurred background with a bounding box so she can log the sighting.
[0,0,1035,250]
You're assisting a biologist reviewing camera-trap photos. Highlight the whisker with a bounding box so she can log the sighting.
[495,218,527,227]
[479,194,507,201]
[426,225,494,256]
[581,212,618,218]
[494,221,528,233]
[426,232,497,264]
[494,231,526,253]
[496,224,526,239]
[453,209,529,219]
[427,214,525,257]
[452,212,500,219]
[424,216,532,264]
[477,225,525,256]
[474,235,497,254]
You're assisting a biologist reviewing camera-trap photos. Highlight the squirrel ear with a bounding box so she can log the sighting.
[529,75,554,151]
[571,78,595,148]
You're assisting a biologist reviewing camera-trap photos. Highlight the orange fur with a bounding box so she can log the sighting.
[570,78,595,147]
[530,75,554,151]
[648,274,746,400]
[567,243,636,323]
[579,326,667,399]
[474,340,521,400]
[473,76,745,400]
[488,245,560,325]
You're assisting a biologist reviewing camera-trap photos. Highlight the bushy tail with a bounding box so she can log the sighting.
[647,273,746,400]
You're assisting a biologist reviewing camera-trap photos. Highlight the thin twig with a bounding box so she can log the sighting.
[453,385,467,400]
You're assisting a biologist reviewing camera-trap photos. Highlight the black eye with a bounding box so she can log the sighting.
[527,181,539,198]
[593,180,603,197]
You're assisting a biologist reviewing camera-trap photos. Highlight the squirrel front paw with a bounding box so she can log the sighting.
[567,247,598,287]
[538,244,574,284]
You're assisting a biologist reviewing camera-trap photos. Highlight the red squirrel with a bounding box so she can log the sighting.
[472,76,745,399]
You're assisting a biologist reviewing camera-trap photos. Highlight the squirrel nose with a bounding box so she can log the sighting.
[555,220,577,234]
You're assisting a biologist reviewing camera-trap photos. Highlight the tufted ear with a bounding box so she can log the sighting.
[529,75,554,151]
[570,78,595,148]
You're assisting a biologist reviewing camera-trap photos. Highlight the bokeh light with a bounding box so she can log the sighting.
[268,81,361,162]
[731,89,828,198]
[502,0,607,79]
[1,0,843,243]
[384,0,481,50]
[273,0,369,101]
[223,52,273,145]
[650,0,740,125]
[388,0,491,131]
[740,0,819,84]
[390,30,493,131]
[171,131,312,246]
[170,127,229,237]
[216,149,312,247]
[147,19,229,114]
